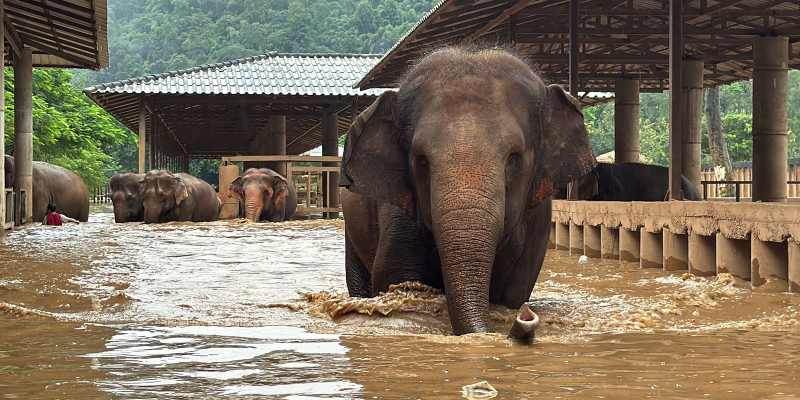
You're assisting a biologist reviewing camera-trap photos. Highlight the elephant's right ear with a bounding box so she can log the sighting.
[340,91,414,215]
[229,177,244,198]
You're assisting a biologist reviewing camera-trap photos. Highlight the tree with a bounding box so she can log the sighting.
[705,86,734,194]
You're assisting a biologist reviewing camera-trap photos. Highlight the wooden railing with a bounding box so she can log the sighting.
[221,155,342,217]
[701,180,800,202]
[91,185,111,204]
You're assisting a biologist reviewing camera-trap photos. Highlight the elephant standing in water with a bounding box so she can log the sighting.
[5,155,89,222]
[340,47,595,335]
[141,170,219,223]
[229,168,296,222]
[109,173,145,223]
[568,162,702,201]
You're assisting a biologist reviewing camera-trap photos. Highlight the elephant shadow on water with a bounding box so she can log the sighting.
[338,46,595,340]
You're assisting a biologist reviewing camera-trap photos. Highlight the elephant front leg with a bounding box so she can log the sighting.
[345,233,372,298]
[370,203,441,295]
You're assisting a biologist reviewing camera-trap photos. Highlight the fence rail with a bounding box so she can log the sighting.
[91,185,111,204]
[701,180,800,202]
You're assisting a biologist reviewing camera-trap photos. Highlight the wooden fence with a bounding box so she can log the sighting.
[701,165,800,200]
[91,185,111,204]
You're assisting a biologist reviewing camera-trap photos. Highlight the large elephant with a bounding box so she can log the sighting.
[568,162,701,201]
[229,168,296,222]
[340,47,595,335]
[141,170,220,223]
[4,156,89,222]
[109,173,145,223]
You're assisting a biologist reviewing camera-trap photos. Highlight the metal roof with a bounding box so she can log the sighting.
[86,53,385,97]
[85,53,386,158]
[4,0,109,69]
[357,0,800,93]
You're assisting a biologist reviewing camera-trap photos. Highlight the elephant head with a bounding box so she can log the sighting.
[229,168,290,222]
[341,47,594,335]
[141,170,189,223]
[4,155,13,189]
[109,173,145,223]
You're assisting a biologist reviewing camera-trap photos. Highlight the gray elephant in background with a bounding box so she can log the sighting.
[229,168,296,222]
[109,173,145,223]
[5,155,89,222]
[567,162,701,201]
[141,170,219,223]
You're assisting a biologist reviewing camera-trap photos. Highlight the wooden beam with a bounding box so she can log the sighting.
[568,0,579,95]
[3,17,22,57]
[465,0,533,43]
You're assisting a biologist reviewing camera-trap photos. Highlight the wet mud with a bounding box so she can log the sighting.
[1,207,799,398]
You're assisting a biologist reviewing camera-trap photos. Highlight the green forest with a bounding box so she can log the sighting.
[4,0,800,189]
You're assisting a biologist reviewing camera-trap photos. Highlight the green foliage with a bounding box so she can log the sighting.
[4,68,135,189]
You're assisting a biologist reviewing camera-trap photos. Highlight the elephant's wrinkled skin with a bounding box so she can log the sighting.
[340,48,595,335]
[568,162,701,201]
[4,156,89,222]
[141,170,220,223]
[109,173,145,223]
[229,168,296,222]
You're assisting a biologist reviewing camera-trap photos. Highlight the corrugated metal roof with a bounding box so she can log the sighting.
[86,53,385,97]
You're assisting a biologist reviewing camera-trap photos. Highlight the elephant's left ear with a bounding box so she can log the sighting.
[537,84,596,192]
[174,179,189,206]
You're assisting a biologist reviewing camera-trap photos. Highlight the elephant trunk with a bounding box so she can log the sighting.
[243,188,264,222]
[508,303,540,344]
[143,205,161,224]
[431,167,504,335]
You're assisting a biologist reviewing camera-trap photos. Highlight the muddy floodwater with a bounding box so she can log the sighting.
[2,207,800,399]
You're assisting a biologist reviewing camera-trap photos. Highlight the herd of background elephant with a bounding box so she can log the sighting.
[4,48,704,339]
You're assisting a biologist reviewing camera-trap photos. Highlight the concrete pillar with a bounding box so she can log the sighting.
[688,233,716,276]
[640,231,663,268]
[752,36,789,203]
[619,228,640,262]
[321,112,339,219]
[555,222,570,250]
[614,78,640,163]
[601,226,620,259]
[266,115,287,177]
[663,230,688,271]
[569,221,584,256]
[548,222,556,249]
[14,47,33,224]
[584,224,601,258]
[716,234,751,285]
[682,60,704,191]
[789,241,800,293]
[0,4,6,233]
[751,239,788,292]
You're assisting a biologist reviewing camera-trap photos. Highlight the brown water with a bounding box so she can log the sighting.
[1,207,800,399]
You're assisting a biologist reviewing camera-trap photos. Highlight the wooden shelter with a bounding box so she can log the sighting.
[1,0,109,228]
[357,0,800,201]
[84,53,384,174]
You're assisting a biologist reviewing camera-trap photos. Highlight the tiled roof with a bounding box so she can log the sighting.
[85,52,385,97]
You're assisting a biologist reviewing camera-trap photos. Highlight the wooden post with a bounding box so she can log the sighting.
[614,78,640,163]
[321,111,339,219]
[0,2,6,232]
[138,99,146,173]
[568,0,579,96]
[752,36,789,203]
[268,115,287,177]
[14,47,33,224]
[668,0,684,200]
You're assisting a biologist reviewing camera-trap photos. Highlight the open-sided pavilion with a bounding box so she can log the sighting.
[356,0,800,289]
[85,53,383,175]
[1,0,109,227]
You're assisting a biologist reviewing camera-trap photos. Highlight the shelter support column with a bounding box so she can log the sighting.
[138,101,146,173]
[668,0,684,199]
[752,36,789,203]
[614,79,640,163]
[682,60,703,191]
[0,4,6,232]
[14,47,33,224]
[322,111,339,219]
[267,115,287,177]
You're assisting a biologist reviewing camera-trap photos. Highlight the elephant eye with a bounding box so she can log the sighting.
[506,153,522,175]
[415,155,428,169]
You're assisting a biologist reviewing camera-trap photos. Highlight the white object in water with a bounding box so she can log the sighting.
[462,381,498,399]
[578,255,589,264]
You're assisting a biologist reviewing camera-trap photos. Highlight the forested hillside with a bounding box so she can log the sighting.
[4,0,800,190]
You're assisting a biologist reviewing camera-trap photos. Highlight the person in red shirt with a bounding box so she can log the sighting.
[43,203,79,226]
